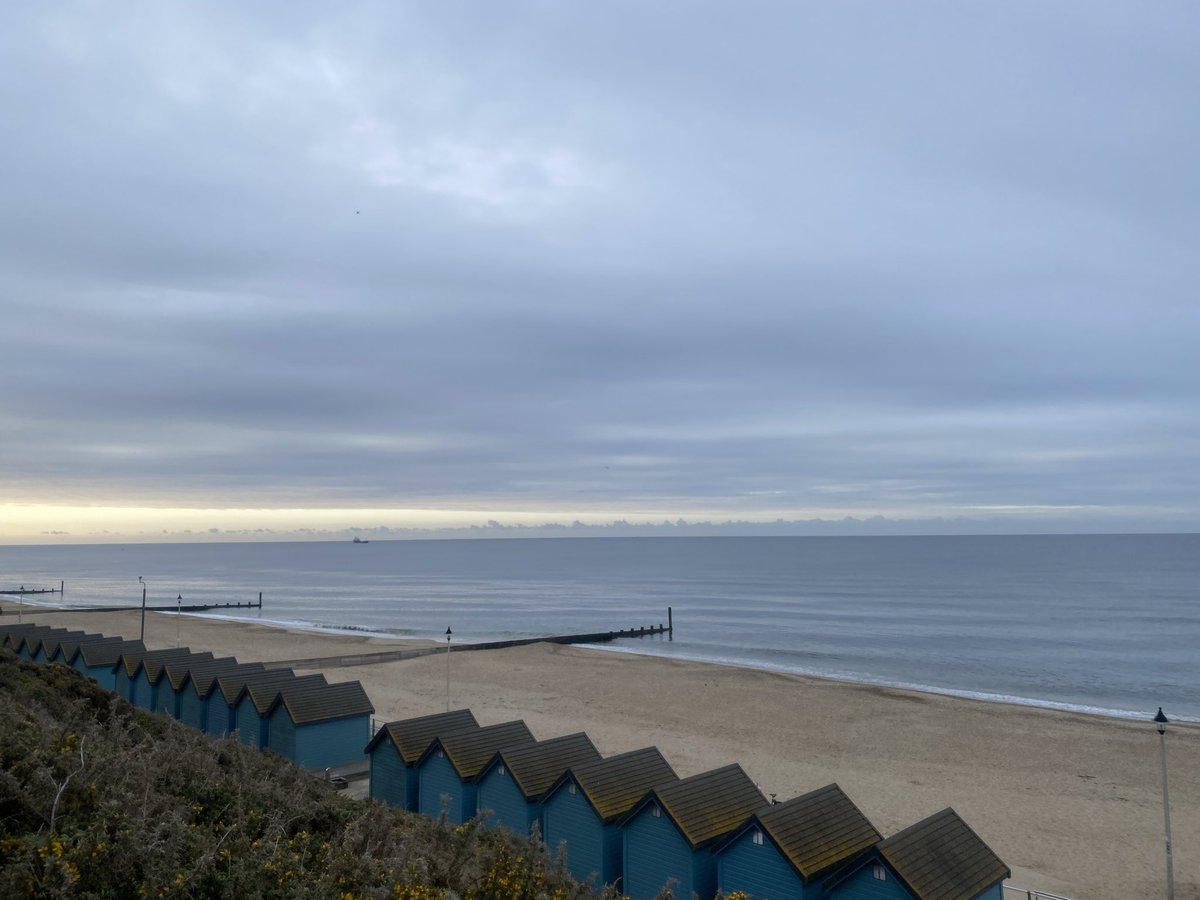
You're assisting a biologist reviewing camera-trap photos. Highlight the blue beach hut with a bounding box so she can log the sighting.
[415,720,536,824]
[265,678,375,769]
[232,672,328,750]
[69,639,146,691]
[130,651,214,713]
[161,656,240,720]
[14,628,68,660]
[114,648,206,708]
[0,624,54,653]
[541,746,677,888]
[207,667,296,738]
[715,783,881,899]
[474,732,601,835]
[32,630,87,665]
[824,807,1010,900]
[41,632,99,666]
[366,709,479,810]
[178,661,265,732]
[621,763,766,900]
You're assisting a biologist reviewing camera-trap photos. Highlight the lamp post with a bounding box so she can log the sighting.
[138,577,147,642]
[176,595,182,648]
[1154,707,1174,900]
[445,627,452,712]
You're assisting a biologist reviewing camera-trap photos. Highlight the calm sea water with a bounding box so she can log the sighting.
[2,534,1196,721]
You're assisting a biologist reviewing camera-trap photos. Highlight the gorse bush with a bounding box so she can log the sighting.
[0,650,614,899]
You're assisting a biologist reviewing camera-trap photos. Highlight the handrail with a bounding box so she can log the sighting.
[1003,885,1075,900]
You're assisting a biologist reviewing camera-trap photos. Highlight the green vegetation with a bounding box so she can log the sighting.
[0,650,611,899]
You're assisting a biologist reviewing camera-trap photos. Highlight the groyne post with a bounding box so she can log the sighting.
[668,606,673,640]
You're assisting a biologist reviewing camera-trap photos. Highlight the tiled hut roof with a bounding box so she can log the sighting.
[557,747,678,824]
[243,672,328,715]
[742,784,881,881]
[162,656,242,692]
[486,733,602,802]
[639,764,766,850]
[116,647,206,679]
[184,661,266,699]
[136,651,215,685]
[15,628,69,654]
[366,709,480,764]
[76,638,147,667]
[876,807,1010,900]
[41,631,99,661]
[269,679,374,725]
[0,624,57,649]
[215,667,296,706]
[425,720,536,781]
[52,633,111,662]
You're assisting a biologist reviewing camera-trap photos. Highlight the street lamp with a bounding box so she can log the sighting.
[445,627,452,712]
[176,595,183,648]
[1154,707,1174,900]
[138,577,147,642]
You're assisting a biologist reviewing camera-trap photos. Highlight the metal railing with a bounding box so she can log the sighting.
[1003,886,1075,900]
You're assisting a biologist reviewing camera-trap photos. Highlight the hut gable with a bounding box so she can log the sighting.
[872,808,1010,900]
[243,673,328,715]
[117,647,205,680]
[163,656,240,692]
[1,624,55,650]
[215,667,296,706]
[637,764,766,849]
[48,633,106,662]
[555,747,678,823]
[184,661,266,699]
[425,720,536,781]
[269,679,375,725]
[16,628,68,655]
[747,784,881,881]
[366,709,480,764]
[136,651,215,686]
[77,639,146,667]
[483,733,601,802]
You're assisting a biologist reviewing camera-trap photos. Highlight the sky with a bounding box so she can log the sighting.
[1,2,1198,543]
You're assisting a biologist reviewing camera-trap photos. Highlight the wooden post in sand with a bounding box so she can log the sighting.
[668,606,673,640]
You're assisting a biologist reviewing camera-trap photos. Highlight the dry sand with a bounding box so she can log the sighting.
[4,602,1196,900]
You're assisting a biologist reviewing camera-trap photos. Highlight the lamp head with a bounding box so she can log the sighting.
[1154,707,1169,734]
[445,626,452,641]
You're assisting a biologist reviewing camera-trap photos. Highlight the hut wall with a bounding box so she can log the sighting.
[621,805,701,900]
[233,696,269,748]
[717,827,815,898]
[418,752,472,824]
[475,766,532,833]
[829,863,916,900]
[542,783,608,886]
[283,714,368,770]
[178,684,208,731]
[207,698,234,737]
[368,740,412,809]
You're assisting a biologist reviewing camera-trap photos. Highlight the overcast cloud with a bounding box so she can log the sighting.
[2,2,1198,540]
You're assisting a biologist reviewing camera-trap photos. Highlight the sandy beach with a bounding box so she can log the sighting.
[4,601,1196,900]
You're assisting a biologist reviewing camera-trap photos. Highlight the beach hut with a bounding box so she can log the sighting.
[366,709,479,810]
[68,638,146,691]
[161,656,240,721]
[715,784,881,899]
[621,763,766,900]
[177,661,265,732]
[824,808,1010,900]
[232,672,328,750]
[415,720,536,824]
[474,732,601,834]
[265,678,375,769]
[207,667,296,738]
[113,648,205,708]
[541,746,677,887]
[39,631,98,666]
[0,623,54,652]
[129,651,215,713]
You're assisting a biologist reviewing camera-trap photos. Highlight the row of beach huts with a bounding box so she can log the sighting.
[2,621,1010,900]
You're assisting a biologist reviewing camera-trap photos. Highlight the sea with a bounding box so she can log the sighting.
[1,534,1197,722]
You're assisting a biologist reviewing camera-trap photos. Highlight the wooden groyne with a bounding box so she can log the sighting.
[1,593,264,616]
[265,611,674,671]
[2,582,64,596]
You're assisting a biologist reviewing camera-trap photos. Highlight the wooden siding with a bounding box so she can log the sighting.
[268,705,296,761]
[542,778,608,886]
[829,861,916,900]
[622,802,698,900]
[719,825,819,899]
[291,714,369,769]
[418,750,472,824]
[233,693,269,748]
[563,747,677,825]
[369,740,411,809]
[178,681,208,731]
[476,766,532,833]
